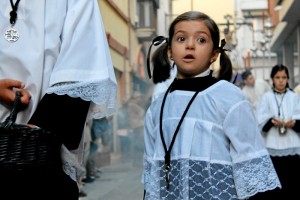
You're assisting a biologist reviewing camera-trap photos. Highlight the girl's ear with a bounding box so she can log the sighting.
[210,49,220,62]
[168,47,172,60]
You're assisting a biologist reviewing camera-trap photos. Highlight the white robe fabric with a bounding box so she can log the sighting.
[256,90,300,156]
[143,80,280,200]
[0,0,117,183]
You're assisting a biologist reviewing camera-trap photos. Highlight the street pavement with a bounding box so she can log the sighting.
[80,153,144,200]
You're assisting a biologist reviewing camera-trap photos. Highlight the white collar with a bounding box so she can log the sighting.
[195,69,211,78]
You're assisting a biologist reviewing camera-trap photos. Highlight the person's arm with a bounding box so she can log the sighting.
[262,118,275,132]
[290,120,300,132]
[28,93,90,150]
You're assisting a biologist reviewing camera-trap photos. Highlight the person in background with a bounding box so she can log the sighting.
[117,99,131,160]
[0,0,117,199]
[254,64,300,199]
[143,11,280,200]
[84,117,111,183]
[128,91,145,166]
[241,69,271,111]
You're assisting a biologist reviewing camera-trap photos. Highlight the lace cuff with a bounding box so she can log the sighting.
[61,144,85,183]
[233,155,281,199]
[46,80,117,118]
[144,159,238,200]
[143,156,281,200]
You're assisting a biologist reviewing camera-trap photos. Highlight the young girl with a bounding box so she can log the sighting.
[254,64,300,199]
[143,11,280,200]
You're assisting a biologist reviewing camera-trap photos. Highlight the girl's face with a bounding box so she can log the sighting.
[169,20,219,79]
[272,70,288,92]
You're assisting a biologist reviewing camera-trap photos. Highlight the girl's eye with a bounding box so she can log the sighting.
[197,38,206,43]
[177,37,185,42]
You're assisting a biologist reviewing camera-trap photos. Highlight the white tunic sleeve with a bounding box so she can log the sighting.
[255,92,274,130]
[223,99,281,198]
[0,0,116,122]
[46,0,116,119]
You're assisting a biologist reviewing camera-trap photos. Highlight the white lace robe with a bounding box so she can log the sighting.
[143,80,280,200]
[256,90,300,156]
[0,0,116,183]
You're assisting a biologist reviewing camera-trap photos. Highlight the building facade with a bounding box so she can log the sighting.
[98,0,171,153]
[268,0,300,87]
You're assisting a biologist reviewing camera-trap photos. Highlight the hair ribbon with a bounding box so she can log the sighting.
[219,39,231,52]
[219,39,237,83]
[147,36,169,79]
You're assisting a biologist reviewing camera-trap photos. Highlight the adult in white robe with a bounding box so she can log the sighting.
[241,70,271,111]
[0,0,116,199]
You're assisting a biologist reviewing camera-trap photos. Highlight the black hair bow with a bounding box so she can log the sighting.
[147,36,168,79]
[219,39,231,52]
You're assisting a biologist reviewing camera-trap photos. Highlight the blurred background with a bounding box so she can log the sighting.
[98,0,299,159]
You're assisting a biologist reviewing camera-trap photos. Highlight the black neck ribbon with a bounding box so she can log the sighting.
[159,80,200,190]
[9,0,21,26]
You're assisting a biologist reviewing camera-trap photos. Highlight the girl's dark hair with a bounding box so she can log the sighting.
[271,64,290,89]
[150,11,232,83]
[152,43,171,83]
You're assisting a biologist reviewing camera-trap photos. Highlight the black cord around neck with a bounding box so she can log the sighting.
[159,80,200,190]
[9,0,21,26]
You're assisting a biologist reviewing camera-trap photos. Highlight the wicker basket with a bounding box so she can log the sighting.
[0,93,61,174]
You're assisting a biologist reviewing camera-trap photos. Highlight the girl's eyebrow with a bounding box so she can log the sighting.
[174,30,209,36]
[174,30,186,35]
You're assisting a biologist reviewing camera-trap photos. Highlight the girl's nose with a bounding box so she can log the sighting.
[186,38,195,49]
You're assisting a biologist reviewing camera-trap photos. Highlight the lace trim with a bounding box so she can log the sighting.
[233,155,281,199]
[143,156,281,200]
[267,147,300,157]
[46,80,117,118]
[61,145,85,183]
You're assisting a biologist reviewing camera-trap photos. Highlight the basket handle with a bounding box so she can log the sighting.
[4,92,22,129]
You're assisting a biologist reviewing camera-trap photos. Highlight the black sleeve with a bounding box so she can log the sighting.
[292,120,300,133]
[28,93,90,150]
[262,118,274,132]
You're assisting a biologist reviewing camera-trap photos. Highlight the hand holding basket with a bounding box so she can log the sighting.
[0,92,61,174]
